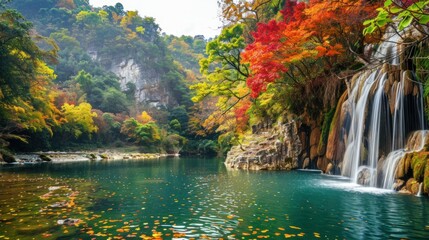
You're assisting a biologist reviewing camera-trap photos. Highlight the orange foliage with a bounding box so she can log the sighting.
[242,0,378,97]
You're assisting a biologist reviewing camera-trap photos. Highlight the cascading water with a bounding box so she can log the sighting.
[391,77,405,151]
[339,29,426,190]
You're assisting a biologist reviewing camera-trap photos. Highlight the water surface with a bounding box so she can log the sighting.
[1,157,428,239]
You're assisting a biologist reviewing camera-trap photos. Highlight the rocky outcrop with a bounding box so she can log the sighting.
[225,121,302,170]
[88,47,176,107]
[109,58,174,107]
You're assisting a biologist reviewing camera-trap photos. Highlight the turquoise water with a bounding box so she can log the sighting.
[1,157,428,239]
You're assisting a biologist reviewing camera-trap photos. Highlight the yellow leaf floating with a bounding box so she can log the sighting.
[284,233,296,238]
[289,226,301,230]
[314,232,321,238]
[278,227,285,231]
[297,232,305,237]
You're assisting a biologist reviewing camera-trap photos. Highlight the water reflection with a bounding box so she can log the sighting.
[1,157,428,239]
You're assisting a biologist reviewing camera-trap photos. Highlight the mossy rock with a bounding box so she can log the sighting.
[424,160,429,194]
[39,154,52,162]
[0,148,16,163]
[99,154,108,159]
[411,153,428,181]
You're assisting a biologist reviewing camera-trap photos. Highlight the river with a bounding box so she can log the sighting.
[0,157,428,239]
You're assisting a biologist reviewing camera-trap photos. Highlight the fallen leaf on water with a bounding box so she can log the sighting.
[297,232,305,237]
[284,233,296,238]
[289,226,301,230]
[278,227,285,231]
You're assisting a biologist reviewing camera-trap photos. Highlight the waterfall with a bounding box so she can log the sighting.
[373,29,401,65]
[339,29,427,190]
[341,70,386,186]
[391,77,405,150]
[367,73,387,187]
[417,182,424,197]
[382,150,405,189]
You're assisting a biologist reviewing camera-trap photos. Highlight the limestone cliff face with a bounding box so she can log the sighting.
[109,59,175,107]
[88,49,176,107]
[225,121,302,170]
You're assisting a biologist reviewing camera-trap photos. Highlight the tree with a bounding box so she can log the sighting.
[169,119,181,132]
[242,0,377,114]
[60,102,98,139]
[191,24,250,109]
[364,0,429,35]
[100,88,128,114]
[0,8,59,146]
[139,111,154,124]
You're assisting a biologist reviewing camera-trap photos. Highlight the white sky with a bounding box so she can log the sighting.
[89,0,222,38]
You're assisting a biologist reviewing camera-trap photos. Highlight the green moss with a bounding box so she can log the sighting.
[411,153,428,181]
[424,160,429,194]
[318,107,336,152]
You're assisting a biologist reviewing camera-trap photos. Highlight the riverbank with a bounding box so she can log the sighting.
[1,151,177,164]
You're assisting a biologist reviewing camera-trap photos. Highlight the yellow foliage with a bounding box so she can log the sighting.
[138,111,154,124]
[61,102,98,138]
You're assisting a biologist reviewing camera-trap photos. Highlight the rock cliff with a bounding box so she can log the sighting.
[225,121,302,170]
[88,47,175,107]
[109,58,174,107]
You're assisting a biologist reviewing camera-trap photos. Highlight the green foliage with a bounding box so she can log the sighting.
[319,107,336,150]
[1,0,203,154]
[0,8,59,146]
[168,106,189,133]
[191,24,249,105]
[169,119,181,132]
[363,0,429,35]
[163,134,187,154]
[136,122,161,145]
[100,88,128,114]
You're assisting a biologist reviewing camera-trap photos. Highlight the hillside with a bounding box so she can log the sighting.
[0,0,213,155]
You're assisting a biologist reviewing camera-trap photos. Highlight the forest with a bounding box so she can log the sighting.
[1,0,429,164]
[0,0,217,160]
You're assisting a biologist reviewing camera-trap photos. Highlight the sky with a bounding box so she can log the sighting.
[89,0,222,38]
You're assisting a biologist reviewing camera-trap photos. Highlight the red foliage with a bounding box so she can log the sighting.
[235,100,251,133]
[242,0,377,98]
[280,0,306,23]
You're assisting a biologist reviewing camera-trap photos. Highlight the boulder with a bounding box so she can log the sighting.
[39,154,52,162]
[325,162,334,174]
[393,179,405,191]
[0,149,16,163]
[405,178,420,195]
[357,168,371,186]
